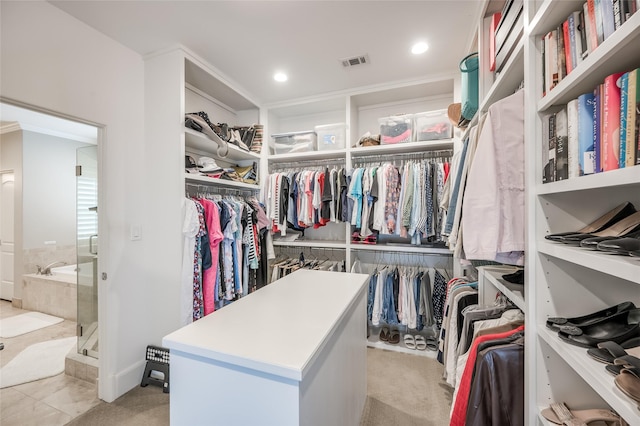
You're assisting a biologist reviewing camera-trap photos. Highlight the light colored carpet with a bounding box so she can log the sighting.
[0,336,77,388]
[0,312,64,338]
[65,347,452,425]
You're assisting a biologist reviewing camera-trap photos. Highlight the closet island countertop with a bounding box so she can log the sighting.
[162,269,369,382]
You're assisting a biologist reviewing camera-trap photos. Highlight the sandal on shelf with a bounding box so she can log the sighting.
[414,335,427,351]
[541,402,626,426]
[614,364,640,406]
[544,202,636,242]
[388,330,400,345]
[608,355,640,377]
[546,301,636,332]
[425,337,438,351]
[587,338,640,364]
[379,327,390,342]
[404,334,416,350]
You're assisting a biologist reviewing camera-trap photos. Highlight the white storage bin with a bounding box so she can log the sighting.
[413,110,452,141]
[378,114,413,144]
[271,131,317,155]
[314,123,346,151]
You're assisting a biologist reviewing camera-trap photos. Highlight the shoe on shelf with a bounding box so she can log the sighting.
[631,250,640,258]
[614,355,640,406]
[379,326,390,342]
[546,301,636,332]
[560,211,640,246]
[541,402,627,425]
[587,337,640,364]
[545,202,636,242]
[557,308,640,348]
[580,230,640,251]
[404,334,416,349]
[593,232,640,254]
[387,330,400,345]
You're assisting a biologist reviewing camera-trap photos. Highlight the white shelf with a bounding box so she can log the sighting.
[537,166,640,195]
[272,240,346,249]
[185,173,260,191]
[350,244,452,255]
[537,12,640,110]
[538,328,640,423]
[537,241,640,285]
[479,39,524,114]
[479,266,526,312]
[529,0,586,37]
[185,127,260,162]
[268,149,347,163]
[350,139,454,157]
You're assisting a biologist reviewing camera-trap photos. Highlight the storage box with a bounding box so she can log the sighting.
[414,110,453,141]
[314,123,346,151]
[271,131,317,154]
[379,115,413,144]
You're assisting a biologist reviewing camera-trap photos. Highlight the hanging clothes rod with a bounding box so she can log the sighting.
[351,148,453,166]
[269,157,346,172]
[185,183,258,197]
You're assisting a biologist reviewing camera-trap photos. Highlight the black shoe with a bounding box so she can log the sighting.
[596,233,640,255]
[546,301,636,332]
[502,269,524,284]
[557,308,640,348]
[581,231,640,250]
[560,211,640,246]
[545,202,636,242]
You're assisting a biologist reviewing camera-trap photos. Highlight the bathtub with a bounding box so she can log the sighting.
[51,263,77,278]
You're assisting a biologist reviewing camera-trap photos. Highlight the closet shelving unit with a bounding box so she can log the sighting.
[523,1,640,424]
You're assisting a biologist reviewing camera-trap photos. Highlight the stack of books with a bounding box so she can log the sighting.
[542,0,639,96]
[542,68,640,183]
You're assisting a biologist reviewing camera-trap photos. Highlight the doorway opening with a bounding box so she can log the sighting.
[0,100,102,363]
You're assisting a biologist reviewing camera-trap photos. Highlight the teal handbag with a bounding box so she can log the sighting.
[460,53,479,121]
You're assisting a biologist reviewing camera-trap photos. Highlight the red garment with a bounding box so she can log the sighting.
[443,161,450,182]
[449,325,525,426]
[200,199,224,315]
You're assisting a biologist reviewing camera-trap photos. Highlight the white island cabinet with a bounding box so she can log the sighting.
[162,269,369,426]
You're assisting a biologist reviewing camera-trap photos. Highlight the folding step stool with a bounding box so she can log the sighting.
[140,345,170,393]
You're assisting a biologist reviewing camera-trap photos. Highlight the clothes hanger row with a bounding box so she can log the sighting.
[351,148,453,167]
[269,158,346,174]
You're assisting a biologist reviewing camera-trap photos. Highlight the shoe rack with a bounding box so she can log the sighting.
[523,1,640,425]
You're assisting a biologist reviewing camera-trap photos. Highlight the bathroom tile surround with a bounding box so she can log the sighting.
[23,244,76,275]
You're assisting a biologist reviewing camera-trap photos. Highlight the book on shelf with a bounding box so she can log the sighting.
[563,19,573,75]
[555,108,569,181]
[543,112,556,183]
[541,36,546,96]
[594,0,606,45]
[578,92,596,175]
[594,84,603,173]
[544,30,559,93]
[620,72,629,167]
[584,2,595,54]
[601,0,616,39]
[567,99,580,178]
[602,72,624,171]
[586,0,599,52]
[576,10,588,61]
[557,23,567,82]
[626,68,640,166]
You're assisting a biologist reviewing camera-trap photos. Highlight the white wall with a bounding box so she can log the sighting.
[1,1,149,402]
[22,131,89,249]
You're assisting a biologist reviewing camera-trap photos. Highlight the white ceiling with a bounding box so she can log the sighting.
[48,0,484,105]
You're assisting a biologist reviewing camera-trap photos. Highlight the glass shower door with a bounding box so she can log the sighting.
[76,146,98,358]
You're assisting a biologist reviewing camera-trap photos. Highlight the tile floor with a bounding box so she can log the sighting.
[0,300,100,426]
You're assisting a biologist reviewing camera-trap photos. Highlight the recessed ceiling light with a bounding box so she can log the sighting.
[411,42,429,55]
[274,72,288,82]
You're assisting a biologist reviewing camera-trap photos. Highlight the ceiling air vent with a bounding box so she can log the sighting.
[341,54,370,68]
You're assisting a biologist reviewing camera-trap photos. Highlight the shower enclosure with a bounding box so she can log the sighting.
[76,146,98,358]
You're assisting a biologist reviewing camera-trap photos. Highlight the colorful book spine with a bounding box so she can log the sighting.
[613,0,624,28]
[619,72,629,168]
[572,11,584,66]
[595,0,606,45]
[594,84,603,173]
[563,19,573,74]
[567,99,580,178]
[627,68,640,166]
[557,25,566,81]
[587,0,599,50]
[578,92,596,175]
[602,72,624,171]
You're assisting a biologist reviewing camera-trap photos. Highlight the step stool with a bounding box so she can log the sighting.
[140,345,170,393]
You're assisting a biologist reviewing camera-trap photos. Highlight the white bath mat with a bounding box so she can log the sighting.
[0,312,64,338]
[0,336,77,388]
